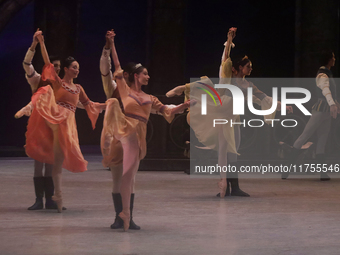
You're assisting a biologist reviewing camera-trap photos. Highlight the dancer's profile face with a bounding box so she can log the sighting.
[135,68,150,85]
[328,53,336,67]
[65,61,80,78]
[240,61,252,76]
[52,60,61,75]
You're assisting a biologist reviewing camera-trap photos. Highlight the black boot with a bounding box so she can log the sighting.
[44,176,67,210]
[281,147,303,179]
[316,154,330,181]
[129,193,141,230]
[110,193,124,229]
[28,177,44,210]
[229,172,250,197]
[216,179,230,197]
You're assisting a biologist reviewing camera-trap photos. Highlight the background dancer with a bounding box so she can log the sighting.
[167,28,292,197]
[281,50,339,181]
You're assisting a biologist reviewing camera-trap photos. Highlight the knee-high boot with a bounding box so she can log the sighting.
[316,154,330,181]
[28,177,44,210]
[281,147,303,179]
[229,172,250,197]
[111,193,124,229]
[129,193,141,230]
[44,176,66,210]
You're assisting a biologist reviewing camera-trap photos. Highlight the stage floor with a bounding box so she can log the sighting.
[1,156,340,255]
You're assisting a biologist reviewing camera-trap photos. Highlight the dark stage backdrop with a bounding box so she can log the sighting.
[0,0,339,159]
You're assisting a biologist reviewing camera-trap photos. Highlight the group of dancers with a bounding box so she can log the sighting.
[15,27,337,231]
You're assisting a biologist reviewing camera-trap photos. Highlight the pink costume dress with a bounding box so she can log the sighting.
[25,63,104,173]
[101,78,174,167]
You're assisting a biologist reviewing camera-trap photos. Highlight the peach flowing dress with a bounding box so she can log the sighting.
[101,78,174,167]
[25,63,104,173]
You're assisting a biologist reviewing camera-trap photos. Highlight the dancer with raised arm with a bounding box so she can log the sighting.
[25,30,106,212]
[15,31,63,211]
[167,28,292,197]
[100,31,181,230]
[101,30,192,231]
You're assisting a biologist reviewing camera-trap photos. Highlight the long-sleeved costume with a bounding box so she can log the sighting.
[100,47,177,114]
[186,42,276,156]
[16,48,49,117]
[101,75,176,167]
[25,64,104,172]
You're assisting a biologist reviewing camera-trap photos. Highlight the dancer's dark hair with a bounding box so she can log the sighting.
[123,62,145,83]
[232,55,251,71]
[319,50,334,66]
[64,56,77,68]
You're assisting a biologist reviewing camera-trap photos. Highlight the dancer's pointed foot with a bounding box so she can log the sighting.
[52,192,63,213]
[216,181,230,197]
[218,179,227,198]
[14,110,25,119]
[166,85,185,97]
[118,211,130,231]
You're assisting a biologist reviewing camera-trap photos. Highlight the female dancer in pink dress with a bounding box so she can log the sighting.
[100,31,181,230]
[25,30,106,212]
[101,30,193,231]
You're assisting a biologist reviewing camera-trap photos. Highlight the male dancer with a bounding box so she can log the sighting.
[282,50,339,181]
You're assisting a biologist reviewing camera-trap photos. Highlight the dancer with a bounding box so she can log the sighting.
[167,28,292,197]
[281,50,338,181]
[25,30,106,212]
[101,30,192,231]
[14,32,64,211]
[100,31,181,230]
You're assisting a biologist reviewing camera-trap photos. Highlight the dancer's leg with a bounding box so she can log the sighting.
[111,164,123,193]
[282,111,324,179]
[218,127,228,198]
[119,133,140,231]
[28,160,44,210]
[315,113,331,155]
[129,176,141,230]
[47,122,64,213]
[44,163,53,177]
[34,161,44,177]
[110,164,124,229]
[228,126,249,196]
[292,111,323,150]
[315,113,331,181]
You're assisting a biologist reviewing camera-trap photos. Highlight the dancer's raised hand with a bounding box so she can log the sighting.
[35,29,44,43]
[33,28,41,43]
[106,30,115,45]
